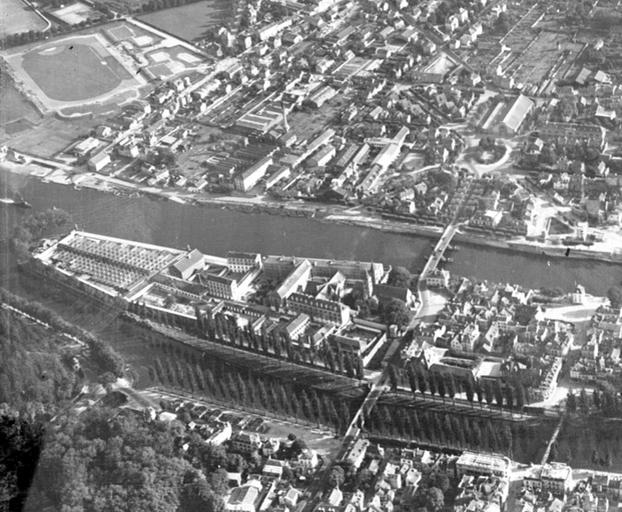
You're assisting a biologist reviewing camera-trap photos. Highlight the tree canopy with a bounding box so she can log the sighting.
[381,298,411,328]
[0,307,78,407]
[11,208,70,261]
[25,408,226,512]
[388,266,413,288]
[608,286,622,308]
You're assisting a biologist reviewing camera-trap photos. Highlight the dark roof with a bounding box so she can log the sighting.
[204,272,235,285]
[374,284,411,302]
[227,251,260,260]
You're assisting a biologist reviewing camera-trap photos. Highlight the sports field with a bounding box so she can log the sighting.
[0,0,48,38]
[21,39,132,102]
[2,31,145,115]
[50,2,98,25]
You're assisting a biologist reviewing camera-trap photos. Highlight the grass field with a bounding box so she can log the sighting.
[21,39,132,102]
[0,0,47,38]
[0,76,42,126]
[6,115,104,157]
[138,0,228,41]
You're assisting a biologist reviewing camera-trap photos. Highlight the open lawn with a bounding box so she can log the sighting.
[21,39,132,102]
[138,0,228,41]
[0,76,42,126]
[512,31,583,90]
[5,115,104,158]
[287,96,350,140]
[0,0,47,38]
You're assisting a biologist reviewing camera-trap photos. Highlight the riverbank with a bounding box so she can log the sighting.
[3,158,622,266]
[453,232,622,264]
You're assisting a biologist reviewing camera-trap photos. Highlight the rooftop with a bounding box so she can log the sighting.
[457,451,509,473]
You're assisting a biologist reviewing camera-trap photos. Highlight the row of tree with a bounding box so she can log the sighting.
[134,0,204,15]
[192,306,365,379]
[148,347,358,434]
[567,385,622,417]
[1,12,115,49]
[388,362,528,410]
[1,0,208,50]
[366,403,518,456]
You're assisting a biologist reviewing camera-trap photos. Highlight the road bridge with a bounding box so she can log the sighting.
[420,222,460,280]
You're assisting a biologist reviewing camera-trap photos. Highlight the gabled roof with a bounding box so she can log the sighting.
[501,94,534,132]
[227,485,259,506]
[173,249,203,275]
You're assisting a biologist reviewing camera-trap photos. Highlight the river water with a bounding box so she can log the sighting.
[0,174,620,295]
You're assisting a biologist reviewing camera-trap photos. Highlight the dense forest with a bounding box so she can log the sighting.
[11,208,70,262]
[0,308,78,408]
[0,301,228,512]
[22,408,227,512]
[0,308,79,511]
[0,288,125,379]
[0,291,128,511]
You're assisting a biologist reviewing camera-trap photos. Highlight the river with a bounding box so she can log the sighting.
[1,174,621,295]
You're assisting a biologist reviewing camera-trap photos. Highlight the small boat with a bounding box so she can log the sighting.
[0,194,32,209]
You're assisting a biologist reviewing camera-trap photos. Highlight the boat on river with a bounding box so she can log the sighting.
[0,194,32,209]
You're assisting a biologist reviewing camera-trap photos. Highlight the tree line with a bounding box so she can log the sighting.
[388,361,528,410]
[1,0,207,50]
[199,308,365,379]
[1,12,114,49]
[567,385,622,417]
[148,347,358,435]
[129,301,366,379]
[366,402,550,461]
[136,0,205,15]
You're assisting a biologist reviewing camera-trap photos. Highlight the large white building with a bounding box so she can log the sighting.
[227,252,262,273]
[234,156,273,192]
[346,439,370,470]
[287,292,350,325]
[202,273,241,301]
[225,481,262,512]
[523,463,572,495]
[276,259,312,299]
[456,452,510,479]
[256,18,293,41]
[501,94,534,134]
